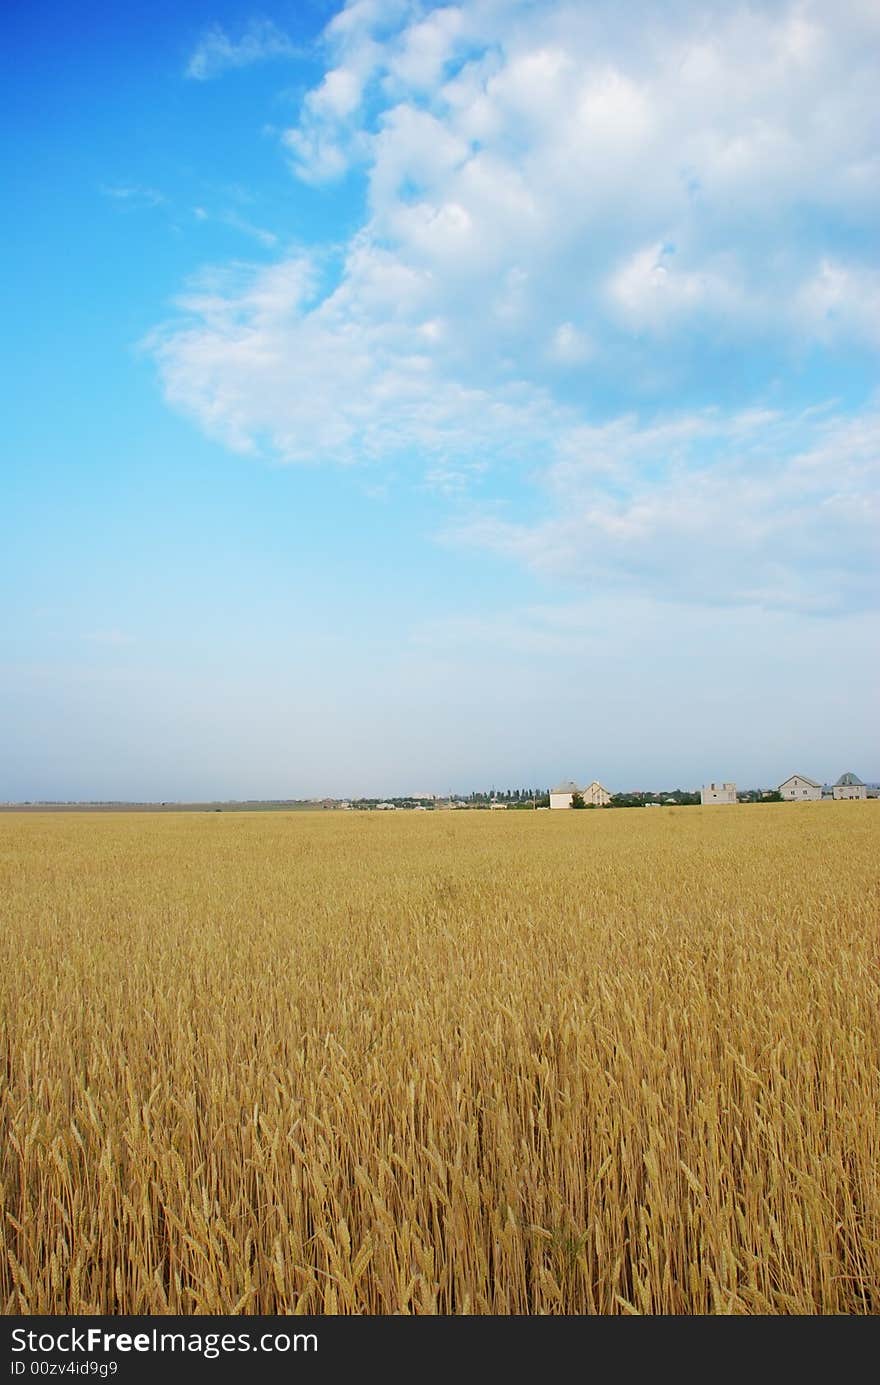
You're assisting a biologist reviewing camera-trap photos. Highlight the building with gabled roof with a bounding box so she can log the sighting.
[549,780,581,810]
[832,772,867,800]
[582,780,611,806]
[549,779,611,809]
[778,774,822,801]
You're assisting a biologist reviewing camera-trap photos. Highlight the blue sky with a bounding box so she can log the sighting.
[3,0,878,800]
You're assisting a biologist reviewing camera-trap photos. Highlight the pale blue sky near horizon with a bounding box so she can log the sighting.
[3,0,878,800]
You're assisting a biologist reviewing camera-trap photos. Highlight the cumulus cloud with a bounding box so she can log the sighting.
[153,0,880,614]
[186,19,298,81]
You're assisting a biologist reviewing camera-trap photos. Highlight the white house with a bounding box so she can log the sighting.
[583,780,611,807]
[550,780,581,810]
[778,774,822,801]
[701,782,737,805]
[832,772,867,800]
[550,779,611,809]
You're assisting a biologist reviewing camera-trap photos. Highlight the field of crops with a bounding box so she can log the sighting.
[1,804,878,1314]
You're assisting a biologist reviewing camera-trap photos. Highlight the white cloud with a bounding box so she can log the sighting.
[548,322,593,366]
[386,5,466,91]
[283,0,879,344]
[186,20,298,81]
[163,0,880,400]
[192,207,279,247]
[148,244,571,463]
[152,1,880,616]
[101,184,166,208]
[795,259,880,347]
[606,243,748,333]
[446,405,880,614]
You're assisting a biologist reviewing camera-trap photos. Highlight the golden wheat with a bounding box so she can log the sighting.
[1,803,878,1314]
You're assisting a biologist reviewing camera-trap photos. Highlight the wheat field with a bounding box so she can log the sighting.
[1,804,878,1314]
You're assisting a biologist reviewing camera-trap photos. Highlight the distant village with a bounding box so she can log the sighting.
[546,771,871,809]
[311,771,875,812]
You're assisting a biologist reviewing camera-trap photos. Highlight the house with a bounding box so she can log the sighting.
[549,779,610,809]
[549,780,581,810]
[583,780,611,807]
[700,782,737,805]
[832,772,867,800]
[778,774,822,802]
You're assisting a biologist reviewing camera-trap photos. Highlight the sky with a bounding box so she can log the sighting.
[2,0,878,800]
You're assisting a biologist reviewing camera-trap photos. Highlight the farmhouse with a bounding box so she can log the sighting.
[549,779,611,809]
[832,772,867,800]
[701,782,737,805]
[583,780,611,806]
[778,774,822,801]
[549,781,581,810]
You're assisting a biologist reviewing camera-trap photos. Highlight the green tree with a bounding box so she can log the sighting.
[570,792,586,809]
